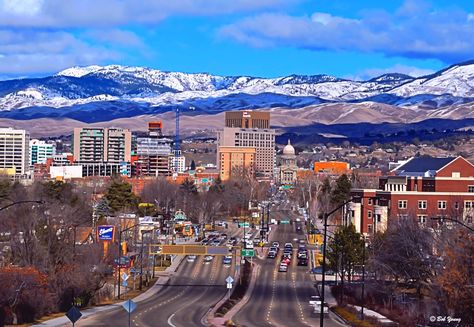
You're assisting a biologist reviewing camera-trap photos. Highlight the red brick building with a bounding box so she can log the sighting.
[350,156,474,236]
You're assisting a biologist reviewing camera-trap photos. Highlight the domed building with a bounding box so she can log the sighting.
[278,139,298,184]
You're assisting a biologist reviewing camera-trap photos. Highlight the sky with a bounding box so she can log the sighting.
[1,0,474,80]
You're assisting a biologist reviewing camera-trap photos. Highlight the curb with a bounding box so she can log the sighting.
[33,255,186,327]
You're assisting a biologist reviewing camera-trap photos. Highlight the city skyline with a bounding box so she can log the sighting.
[1,0,474,80]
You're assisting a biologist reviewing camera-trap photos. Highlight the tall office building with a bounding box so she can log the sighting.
[73,127,131,163]
[135,137,172,176]
[218,146,256,180]
[218,127,276,179]
[0,128,30,176]
[30,139,55,165]
[225,110,270,129]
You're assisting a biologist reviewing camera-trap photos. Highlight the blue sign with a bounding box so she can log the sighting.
[97,225,115,241]
[122,299,137,313]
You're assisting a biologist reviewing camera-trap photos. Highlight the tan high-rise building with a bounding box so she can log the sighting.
[218,146,256,181]
[73,127,131,163]
[0,128,30,176]
[218,127,275,178]
[225,111,270,129]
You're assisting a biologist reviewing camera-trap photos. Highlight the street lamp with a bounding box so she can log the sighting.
[139,228,158,291]
[430,217,474,233]
[117,222,142,300]
[0,200,44,212]
[320,196,359,327]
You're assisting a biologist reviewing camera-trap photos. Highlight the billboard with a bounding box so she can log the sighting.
[97,225,115,241]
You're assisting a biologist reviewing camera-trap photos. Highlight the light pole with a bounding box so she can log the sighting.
[0,200,44,212]
[117,222,142,300]
[140,228,158,291]
[320,197,358,327]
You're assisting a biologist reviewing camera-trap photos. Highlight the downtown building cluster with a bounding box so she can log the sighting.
[0,122,186,182]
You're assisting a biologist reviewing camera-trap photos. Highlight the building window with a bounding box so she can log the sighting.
[468,185,474,193]
[398,200,407,209]
[438,201,447,210]
[367,224,373,234]
[465,201,474,209]
[418,200,427,209]
[397,214,408,220]
[454,202,459,210]
[368,198,373,205]
[417,215,427,224]
[452,172,460,178]
[367,210,372,219]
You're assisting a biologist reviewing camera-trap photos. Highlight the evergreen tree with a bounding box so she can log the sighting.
[190,160,196,171]
[209,175,224,193]
[330,174,352,207]
[180,178,197,194]
[105,179,139,213]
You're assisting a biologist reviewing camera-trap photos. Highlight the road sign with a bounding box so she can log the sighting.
[122,272,129,281]
[226,276,234,284]
[241,249,255,257]
[281,220,290,224]
[122,299,137,313]
[227,283,232,289]
[238,222,250,227]
[122,280,128,287]
[65,306,82,325]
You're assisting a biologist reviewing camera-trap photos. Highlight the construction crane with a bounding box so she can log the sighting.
[173,106,194,173]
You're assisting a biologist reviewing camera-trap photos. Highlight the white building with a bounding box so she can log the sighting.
[30,139,55,165]
[169,152,186,173]
[0,128,30,176]
[50,165,83,179]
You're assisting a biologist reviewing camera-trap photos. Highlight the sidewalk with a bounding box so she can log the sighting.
[33,255,186,327]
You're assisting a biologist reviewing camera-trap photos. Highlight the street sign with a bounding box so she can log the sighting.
[227,283,232,289]
[65,306,82,325]
[241,249,255,257]
[281,220,290,224]
[122,272,129,281]
[122,299,137,313]
[226,276,234,284]
[97,225,115,241]
[238,222,250,227]
[122,280,128,287]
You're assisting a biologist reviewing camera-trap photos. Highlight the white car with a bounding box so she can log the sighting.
[204,255,214,263]
[187,255,197,262]
[244,241,254,249]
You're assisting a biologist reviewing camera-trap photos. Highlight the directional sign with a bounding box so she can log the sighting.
[65,306,82,324]
[226,276,234,284]
[122,272,129,281]
[241,249,255,257]
[122,299,137,313]
[122,280,128,287]
[238,222,250,227]
[227,283,232,289]
[281,220,290,224]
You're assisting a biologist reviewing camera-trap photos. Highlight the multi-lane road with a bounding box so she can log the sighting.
[234,209,344,327]
[75,201,345,327]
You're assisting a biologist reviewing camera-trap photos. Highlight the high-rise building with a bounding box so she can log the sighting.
[218,146,256,180]
[30,139,55,165]
[225,110,270,129]
[73,127,131,163]
[0,128,30,176]
[218,127,275,179]
[135,137,172,176]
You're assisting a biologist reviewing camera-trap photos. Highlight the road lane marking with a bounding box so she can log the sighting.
[167,313,177,327]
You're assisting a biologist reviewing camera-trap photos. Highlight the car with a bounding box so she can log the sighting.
[269,247,278,253]
[201,238,209,245]
[279,263,288,272]
[272,241,280,248]
[283,247,293,254]
[222,256,232,265]
[267,250,277,259]
[211,239,221,246]
[187,255,197,262]
[244,241,254,249]
[282,256,291,264]
[220,233,228,239]
[298,257,308,266]
[253,238,261,245]
[204,255,214,262]
[284,242,293,249]
[298,239,306,244]
[244,231,253,239]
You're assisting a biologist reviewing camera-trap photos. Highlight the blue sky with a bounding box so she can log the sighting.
[1,0,474,80]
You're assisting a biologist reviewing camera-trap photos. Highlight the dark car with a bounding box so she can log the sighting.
[298,257,308,266]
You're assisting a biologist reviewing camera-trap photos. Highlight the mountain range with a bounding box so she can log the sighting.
[0,60,474,137]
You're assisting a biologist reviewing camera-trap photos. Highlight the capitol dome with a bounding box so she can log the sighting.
[282,139,295,155]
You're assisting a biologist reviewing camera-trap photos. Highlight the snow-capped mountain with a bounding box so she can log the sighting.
[0,60,474,123]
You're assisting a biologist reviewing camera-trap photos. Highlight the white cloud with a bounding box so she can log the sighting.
[1,0,43,16]
[359,64,435,80]
[219,2,474,63]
